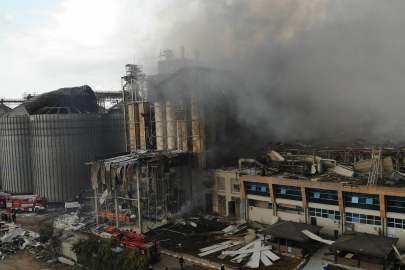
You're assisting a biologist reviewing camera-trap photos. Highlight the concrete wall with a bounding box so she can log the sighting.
[248,206,273,224]
[211,170,241,216]
[277,211,305,223]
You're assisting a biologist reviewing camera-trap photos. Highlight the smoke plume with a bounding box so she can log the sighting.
[145,0,405,146]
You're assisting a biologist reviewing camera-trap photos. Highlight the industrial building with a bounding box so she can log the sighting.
[2,46,405,270]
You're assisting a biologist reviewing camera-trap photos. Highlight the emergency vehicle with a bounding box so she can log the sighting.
[113,231,161,263]
[6,196,48,212]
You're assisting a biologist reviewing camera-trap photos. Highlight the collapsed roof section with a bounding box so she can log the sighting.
[24,85,98,115]
[90,149,192,197]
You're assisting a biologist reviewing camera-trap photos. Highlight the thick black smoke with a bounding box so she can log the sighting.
[153,0,405,146]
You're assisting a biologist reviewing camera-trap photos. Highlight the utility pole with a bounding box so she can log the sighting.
[136,166,142,234]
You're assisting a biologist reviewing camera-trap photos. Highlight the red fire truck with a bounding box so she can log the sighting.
[113,231,161,263]
[0,196,7,208]
[6,196,48,212]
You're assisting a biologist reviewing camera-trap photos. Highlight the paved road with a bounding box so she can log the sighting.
[154,254,211,270]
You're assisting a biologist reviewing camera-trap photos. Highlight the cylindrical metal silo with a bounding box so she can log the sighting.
[103,113,126,155]
[0,116,33,194]
[30,114,103,202]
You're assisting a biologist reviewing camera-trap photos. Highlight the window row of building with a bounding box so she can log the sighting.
[244,182,405,214]
[248,200,392,228]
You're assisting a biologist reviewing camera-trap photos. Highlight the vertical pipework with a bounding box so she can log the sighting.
[136,166,142,234]
[166,101,177,149]
[122,79,129,152]
[138,102,149,150]
[191,84,206,168]
[154,101,164,150]
[128,104,140,151]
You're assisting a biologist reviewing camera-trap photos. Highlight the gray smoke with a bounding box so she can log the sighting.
[149,0,405,146]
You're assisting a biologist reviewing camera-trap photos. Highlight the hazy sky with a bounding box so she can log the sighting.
[1,0,405,141]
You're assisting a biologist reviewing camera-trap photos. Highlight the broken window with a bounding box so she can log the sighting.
[248,199,270,209]
[231,178,240,193]
[277,203,303,214]
[217,177,225,192]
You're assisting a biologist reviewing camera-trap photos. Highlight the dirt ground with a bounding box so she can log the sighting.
[1,207,67,232]
[1,250,83,270]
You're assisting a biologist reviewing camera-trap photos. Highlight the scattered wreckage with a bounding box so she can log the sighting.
[265,147,405,185]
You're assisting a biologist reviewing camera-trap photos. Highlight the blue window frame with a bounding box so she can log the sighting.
[275,185,302,201]
[246,182,270,197]
[308,188,338,206]
[344,192,380,211]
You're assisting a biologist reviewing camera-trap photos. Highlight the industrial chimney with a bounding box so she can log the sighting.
[180,45,185,59]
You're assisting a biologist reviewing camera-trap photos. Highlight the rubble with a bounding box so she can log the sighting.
[0,223,42,259]
[54,210,95,230]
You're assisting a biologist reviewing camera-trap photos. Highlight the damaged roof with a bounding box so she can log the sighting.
[96,149,191,167]
[331,232,398,257]
[261,221,322,242]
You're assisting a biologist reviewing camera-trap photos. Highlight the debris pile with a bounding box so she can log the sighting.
[0,225,40,259]
[54,211,95,230]
[196,221,280,268]
[263,148,405,186]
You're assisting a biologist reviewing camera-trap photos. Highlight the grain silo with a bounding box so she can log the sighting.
[0,86,126,202]
[0,105,33,194]
[104,103,126,155]
[30,113,103,202]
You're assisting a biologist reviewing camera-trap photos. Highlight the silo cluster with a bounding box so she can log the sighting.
[0,86,125,203]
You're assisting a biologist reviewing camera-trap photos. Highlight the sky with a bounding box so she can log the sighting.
[1,0,405,143]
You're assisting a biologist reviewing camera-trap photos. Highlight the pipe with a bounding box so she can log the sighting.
[238,159,264,175]
[136,166,142,234]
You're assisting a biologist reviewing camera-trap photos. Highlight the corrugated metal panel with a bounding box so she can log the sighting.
[102,113,126,155]
[1,104,29,118]
[0,116,33,193]
[30,114,103,202]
